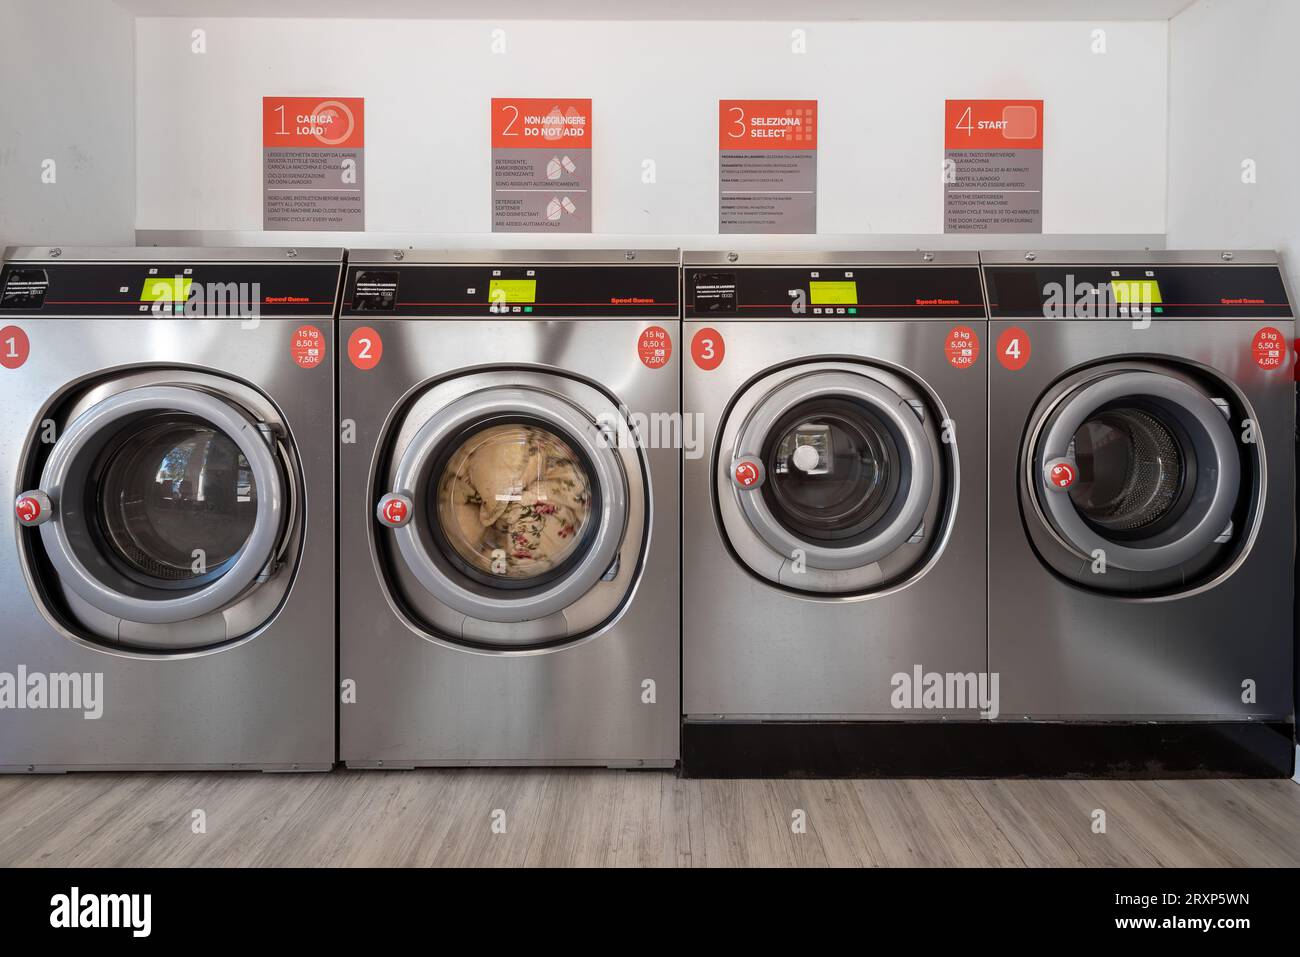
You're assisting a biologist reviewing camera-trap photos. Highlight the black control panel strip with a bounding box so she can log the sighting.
[682,266,988,320]
[983,265,1294,319]
[341,263,679,318]
[0,262,344,318]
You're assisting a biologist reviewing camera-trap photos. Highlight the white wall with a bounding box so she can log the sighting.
[0,0,136,248]
[133,17,1168,245]
[1168,0,1300,293]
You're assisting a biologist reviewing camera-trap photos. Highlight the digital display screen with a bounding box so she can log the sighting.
[140,276,193,303]
[488,279,537,304]
[809,281,857,305]
[1110,279,1163,306]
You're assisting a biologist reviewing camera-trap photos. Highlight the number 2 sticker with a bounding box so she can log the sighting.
[996,326,1032,371]
[691,327,725,370]
[348,326,383,370]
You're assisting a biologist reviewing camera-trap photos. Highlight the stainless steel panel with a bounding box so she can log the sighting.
[978,250,1279,266]
[0,318,336,770]
[3,246,343,264]
[338,318,680,765]
[683,250,978,267]
[346,248,678,266]
[987,319,1295,719]
[683,320,988,718]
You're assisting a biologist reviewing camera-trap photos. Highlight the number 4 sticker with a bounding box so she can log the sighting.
[996,326,1032,371]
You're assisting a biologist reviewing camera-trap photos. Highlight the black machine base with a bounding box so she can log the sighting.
[680,719,1296,779]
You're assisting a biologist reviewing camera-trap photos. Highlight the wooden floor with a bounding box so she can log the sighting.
[1,770,1297,867]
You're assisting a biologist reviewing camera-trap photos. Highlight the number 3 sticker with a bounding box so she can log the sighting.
[348,326,383,370]
[691,327,725,370]
[996,326,1032,371]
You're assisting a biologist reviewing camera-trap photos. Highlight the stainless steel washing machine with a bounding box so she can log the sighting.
[0,246,340,771]
[338,249,679,767]
[984,250,1295,720]
[682,252,989,729]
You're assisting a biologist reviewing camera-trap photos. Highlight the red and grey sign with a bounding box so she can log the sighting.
[491,98,592,233]
[944,99,1043,234]
[719,100,817,234]
[263,96,365,231]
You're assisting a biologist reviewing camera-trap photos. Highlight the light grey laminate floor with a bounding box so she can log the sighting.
[0,770,1297,867]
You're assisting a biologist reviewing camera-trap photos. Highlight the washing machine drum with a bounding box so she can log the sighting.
[718,365,948,594]
[19,384,293,650]
[1025,364,1247,593]
[375,372,644,647]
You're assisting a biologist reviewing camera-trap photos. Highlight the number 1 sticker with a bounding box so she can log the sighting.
[0,326,30,370]
[691,327,725,370]
[996,326,1032,371]
[348,326,383,370]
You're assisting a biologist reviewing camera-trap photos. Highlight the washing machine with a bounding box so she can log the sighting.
[0,246,341,772]
[338,249,679,767]
[681,252,990,767]
[984,250,1295,723]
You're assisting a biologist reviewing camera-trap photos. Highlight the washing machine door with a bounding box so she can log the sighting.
[376,372,642,646]
[718,365,946,593]
[1024,364,1244,592]
[18,384,289,649]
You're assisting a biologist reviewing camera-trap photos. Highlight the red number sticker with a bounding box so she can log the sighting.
[638,325,672,369]
[291,324,326,369]
[944,325,980,369]
[348,326,383,370]
[691,327,725,370]
[1252,326,1285,371]
[996,326,1032,371]
[0,326,30,369]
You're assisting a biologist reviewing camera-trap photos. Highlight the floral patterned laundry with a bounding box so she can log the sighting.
[437,424,592,579]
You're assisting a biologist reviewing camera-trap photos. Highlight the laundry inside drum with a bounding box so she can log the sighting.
[1067,407,1184,531]
[435,423,594,580]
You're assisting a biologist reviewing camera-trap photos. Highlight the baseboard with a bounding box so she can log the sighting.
[680,720,1297,779]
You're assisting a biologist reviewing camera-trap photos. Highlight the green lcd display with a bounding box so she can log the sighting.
[488,279,537,304]
[808,281,857,305]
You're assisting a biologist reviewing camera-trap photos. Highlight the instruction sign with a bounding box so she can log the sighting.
[262,96,365,231]
[719,99,817,234]
[944,99,1043,234]
[491,98,592,233]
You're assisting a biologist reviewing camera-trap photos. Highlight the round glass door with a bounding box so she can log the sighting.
[718,366,945,594]
[1066,404,1189,540]
[97,415,259,585]
[761,398,903,546]
[1028,367,1243,588]
[433,422,597,587]
[29,384,286,630]
[377,377,639,644]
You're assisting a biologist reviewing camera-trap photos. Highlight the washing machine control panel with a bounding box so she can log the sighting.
[342,263,679,318]
[0,260,344,318]
[683,265,987,319]
[983,264,1295,320]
